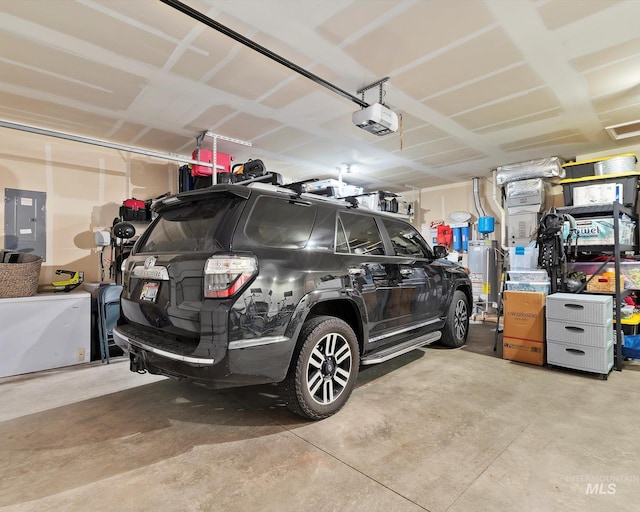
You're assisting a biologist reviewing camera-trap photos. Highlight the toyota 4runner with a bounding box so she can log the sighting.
[114,175,472,420]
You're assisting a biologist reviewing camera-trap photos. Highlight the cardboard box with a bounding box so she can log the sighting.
[503,291,546,365]
[503,337,545,366]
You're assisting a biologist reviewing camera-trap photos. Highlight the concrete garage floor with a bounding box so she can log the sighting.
[1,323,639,512]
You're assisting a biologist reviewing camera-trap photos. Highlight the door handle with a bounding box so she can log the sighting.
[348,267,365,277]
[400,268,413,277]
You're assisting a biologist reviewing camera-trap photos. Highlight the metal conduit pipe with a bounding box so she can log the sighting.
[0,120,215,168]
[472,177,486,218]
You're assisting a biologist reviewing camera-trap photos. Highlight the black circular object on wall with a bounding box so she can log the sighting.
[113,222,136,240]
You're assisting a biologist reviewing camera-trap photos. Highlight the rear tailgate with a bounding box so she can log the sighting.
[120,190,248,345]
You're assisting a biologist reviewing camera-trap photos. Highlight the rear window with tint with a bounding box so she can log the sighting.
[245,196,316,248]
[137,198,237,253]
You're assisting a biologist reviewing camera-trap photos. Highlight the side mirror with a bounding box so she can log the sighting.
[433,245,449,259]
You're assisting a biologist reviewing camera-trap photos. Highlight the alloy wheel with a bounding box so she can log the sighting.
[454,299,468,340]
[305,332,352,405]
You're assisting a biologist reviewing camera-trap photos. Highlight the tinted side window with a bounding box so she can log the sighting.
[336,213,384,255]
[245,196,316,248]
[381,218,430,258]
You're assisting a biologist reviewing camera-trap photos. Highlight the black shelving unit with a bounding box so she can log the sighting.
[557,202,639,371]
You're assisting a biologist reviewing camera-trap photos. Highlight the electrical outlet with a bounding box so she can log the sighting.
[77,348,86,361]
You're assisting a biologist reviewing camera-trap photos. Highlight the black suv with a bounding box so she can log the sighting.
[114,177,472,420]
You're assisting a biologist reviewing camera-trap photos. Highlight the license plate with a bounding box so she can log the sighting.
[140,282,159,302]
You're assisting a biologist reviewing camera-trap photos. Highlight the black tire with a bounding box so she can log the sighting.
[440,290,469,348]
[279,316,359,420]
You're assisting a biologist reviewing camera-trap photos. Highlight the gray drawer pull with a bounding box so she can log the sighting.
[566,348,586,356]
[564,326,585,333]
[564,304,584,310]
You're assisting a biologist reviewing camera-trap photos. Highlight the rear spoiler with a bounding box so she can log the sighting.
[152,185,253,213]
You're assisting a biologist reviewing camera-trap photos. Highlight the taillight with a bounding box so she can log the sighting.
[204,255,258,298]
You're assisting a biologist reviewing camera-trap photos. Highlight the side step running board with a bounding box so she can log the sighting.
[360,331,442,365]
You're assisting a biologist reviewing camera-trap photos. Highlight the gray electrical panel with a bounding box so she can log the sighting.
[4,189,47,260]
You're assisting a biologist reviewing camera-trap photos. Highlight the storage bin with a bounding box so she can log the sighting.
[560,172,640,207]
[507,270,548,282]
[586,274,625,293]
[562,154,637,179]
[619,261,640,289]
[568,261,640,290]
[505,281,550,293]
[509,246,538,270]
[566,261,609,276]
[562,159,598,179]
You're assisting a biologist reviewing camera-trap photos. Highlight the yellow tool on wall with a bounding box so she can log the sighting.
[52,270,84,292]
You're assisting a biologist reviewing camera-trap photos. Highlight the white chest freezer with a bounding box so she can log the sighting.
[0,291,90,378]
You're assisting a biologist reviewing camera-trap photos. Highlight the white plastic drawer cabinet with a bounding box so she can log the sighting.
[546,293,612,324]
[546,319,613,348]
[547,340,614,376]
[546,293,613,378]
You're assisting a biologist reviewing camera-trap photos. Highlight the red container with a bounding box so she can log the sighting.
[191,149,234,177]
[120,198,147,221]
[122,198,145,210]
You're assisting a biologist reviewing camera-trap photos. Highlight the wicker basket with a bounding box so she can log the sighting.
[0,251,43,298]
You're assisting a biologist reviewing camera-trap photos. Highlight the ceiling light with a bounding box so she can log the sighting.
[605,120,640,140]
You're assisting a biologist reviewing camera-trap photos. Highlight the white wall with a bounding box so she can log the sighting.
[417,175,503,246]
[0,127,178,284]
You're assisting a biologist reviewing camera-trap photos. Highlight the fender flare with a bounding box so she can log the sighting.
[283,288,368,347]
